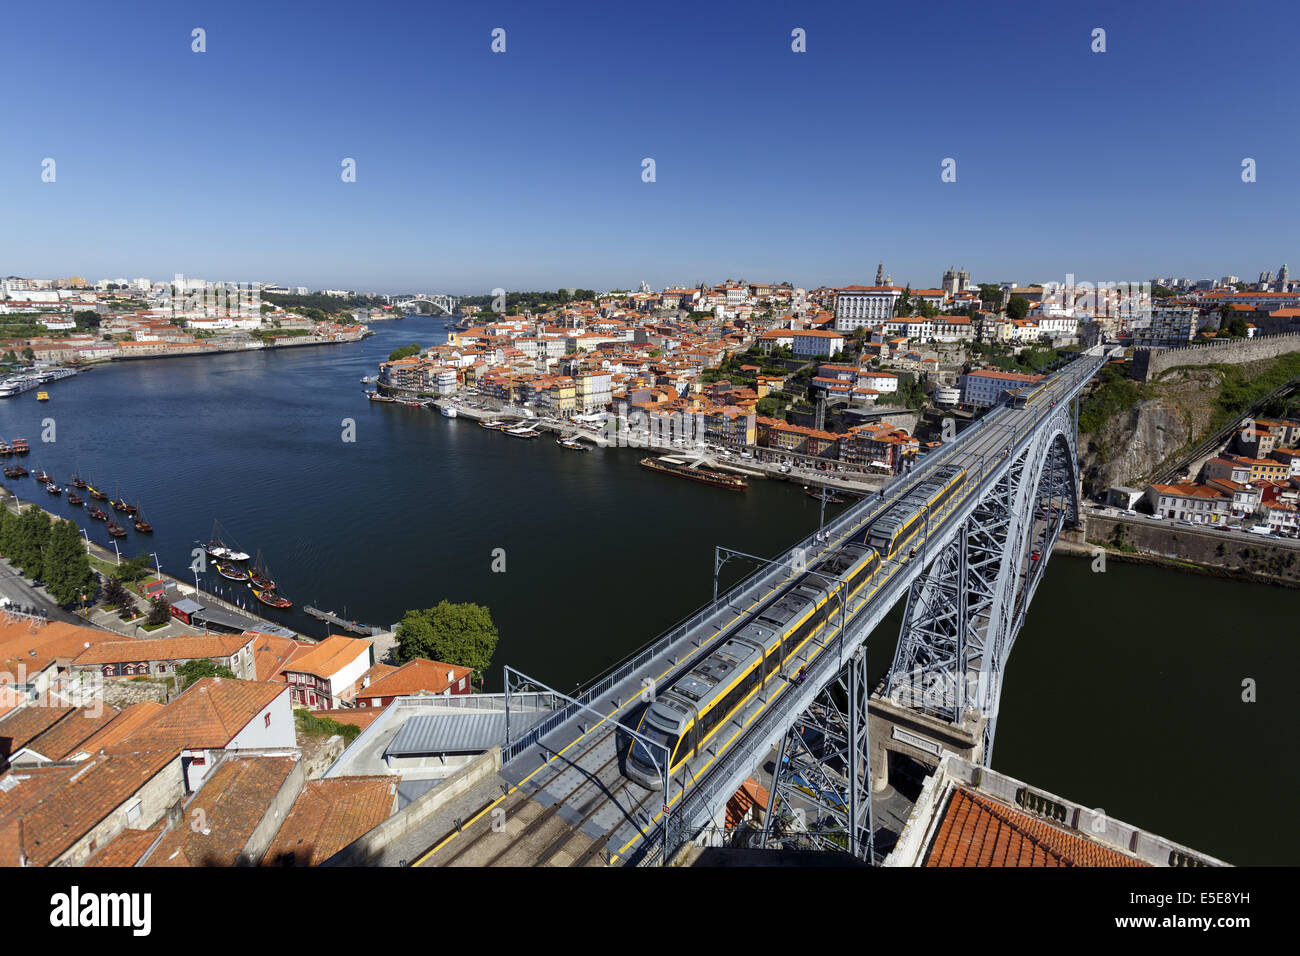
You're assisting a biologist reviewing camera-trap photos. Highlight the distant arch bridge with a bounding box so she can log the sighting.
[389,293,458,315]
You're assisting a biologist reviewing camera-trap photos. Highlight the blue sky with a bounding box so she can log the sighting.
[2,0,1295,293]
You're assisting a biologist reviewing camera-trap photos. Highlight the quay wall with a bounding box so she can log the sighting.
[1057,516,1300,586]
[1132,333,1300,381]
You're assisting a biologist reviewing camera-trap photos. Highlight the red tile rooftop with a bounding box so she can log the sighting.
[926,787,1146,867]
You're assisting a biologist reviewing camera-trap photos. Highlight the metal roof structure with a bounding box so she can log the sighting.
[386,712,515,758]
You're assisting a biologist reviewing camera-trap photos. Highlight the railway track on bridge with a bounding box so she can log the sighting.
[414,356,1104,866]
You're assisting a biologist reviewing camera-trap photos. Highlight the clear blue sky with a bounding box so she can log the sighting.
[2,0,1295,294]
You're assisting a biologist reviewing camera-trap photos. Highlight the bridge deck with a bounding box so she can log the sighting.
[415,354,1105,866]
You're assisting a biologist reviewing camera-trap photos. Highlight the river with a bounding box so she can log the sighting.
[0,316,1292,864]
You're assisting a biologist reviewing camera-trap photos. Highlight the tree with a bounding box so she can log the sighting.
[73,309,101,328]
[1228,317,1249,338]
[13,506,51,579]
[388,343,422,362]
[42,519,95,605]
[394,600,500,677]
[894,286,913,318]
[102,575,133,610]
[20,347,34,362]
[1006,296,1030,320]
[113,552,154,584]
[145,596,171,627]
[178,658,235,683]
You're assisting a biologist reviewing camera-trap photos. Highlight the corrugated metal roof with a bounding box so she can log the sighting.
[385,710,544,758]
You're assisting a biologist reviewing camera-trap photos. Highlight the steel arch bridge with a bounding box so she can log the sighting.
[421,352,1109,868]
[883,395,1081,765]
[390,293,457,315]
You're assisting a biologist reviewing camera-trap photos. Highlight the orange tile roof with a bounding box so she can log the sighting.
[262,776,395,866]
[145,755,299,867]
[74,701,166,755]
[283,635,372,681]
[245,632,312,682]
[22,704,122,760]
[0,705,77,760]
[0,749,181,866]
[72,633,251,666]
[84,820,166,867]
[104,678,288,754]
[355,658,473,701]
[925,787,1146,867]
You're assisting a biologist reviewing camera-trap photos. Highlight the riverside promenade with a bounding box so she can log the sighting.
[0,484,311,641]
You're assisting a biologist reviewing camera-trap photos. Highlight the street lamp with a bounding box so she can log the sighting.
[150,552,162,578]
[110,539,120,565]
[80,528,90,555]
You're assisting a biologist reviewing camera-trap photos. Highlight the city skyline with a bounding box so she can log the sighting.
[2,0,1296,291]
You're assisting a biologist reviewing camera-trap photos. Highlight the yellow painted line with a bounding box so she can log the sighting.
[423,391,1076,866]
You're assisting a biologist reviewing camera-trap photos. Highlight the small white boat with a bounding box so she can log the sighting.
[440,405,457,418]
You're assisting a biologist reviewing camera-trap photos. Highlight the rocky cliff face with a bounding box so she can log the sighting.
[1078,368,1221,496]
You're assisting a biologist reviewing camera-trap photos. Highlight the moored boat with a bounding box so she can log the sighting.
[33,468,49,483]
[87,480,108,501]
[252,587,292,609]
[204,520,250,562]
[88,505,108,521]
[440,405,457,418]
[133,511,153,533]
[0,441,11,455]
[479,420,507,430]
[248,550,275,591]
[3,465,27,478]
[11,438,29,454]
[505,424,541,439]
[214,560,250,581]
[557,437,590,452]
[69,470,87,489]
[106,519,127,537]
[45,481,61,496]
[67,491,84,506]
[110,485,137,514]
[639,456,747,490]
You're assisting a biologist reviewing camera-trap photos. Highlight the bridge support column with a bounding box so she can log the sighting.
[761,647,874,861]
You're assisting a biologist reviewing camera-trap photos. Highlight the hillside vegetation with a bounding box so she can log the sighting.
[1077,353,1300,495]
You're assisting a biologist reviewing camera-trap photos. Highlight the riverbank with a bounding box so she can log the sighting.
[0,485,318,639]
[1057,514,1300,587]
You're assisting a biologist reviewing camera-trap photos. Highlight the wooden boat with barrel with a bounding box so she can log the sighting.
[45,481,61,496]
[110,485,137,514]
[11,438,29,454]
[248,551,276,591]
[214,560,250,582]
[67,491,84,506]
[105,519,127,537]
[252,587,292,610]
[69,470,88,489]
[86,480,108,501]
[639,455,747,491]
[88,505,108,521]
[2,465,26,479]
[32,468,49,483]
[133,510,153,534]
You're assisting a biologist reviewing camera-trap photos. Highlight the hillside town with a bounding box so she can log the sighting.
[0,275,375,369]
[375,264,1300,492]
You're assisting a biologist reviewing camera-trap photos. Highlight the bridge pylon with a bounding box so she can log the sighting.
[760,647,874,862]
[877,399,1082,779]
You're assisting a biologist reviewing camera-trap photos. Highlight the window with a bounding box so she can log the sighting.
[264,712,271,728]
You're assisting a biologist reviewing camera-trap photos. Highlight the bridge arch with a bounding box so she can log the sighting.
[879,401,1083,782]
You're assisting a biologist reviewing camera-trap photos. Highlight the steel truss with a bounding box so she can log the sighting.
[760,648,873,861]
[885,402,1080,764]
